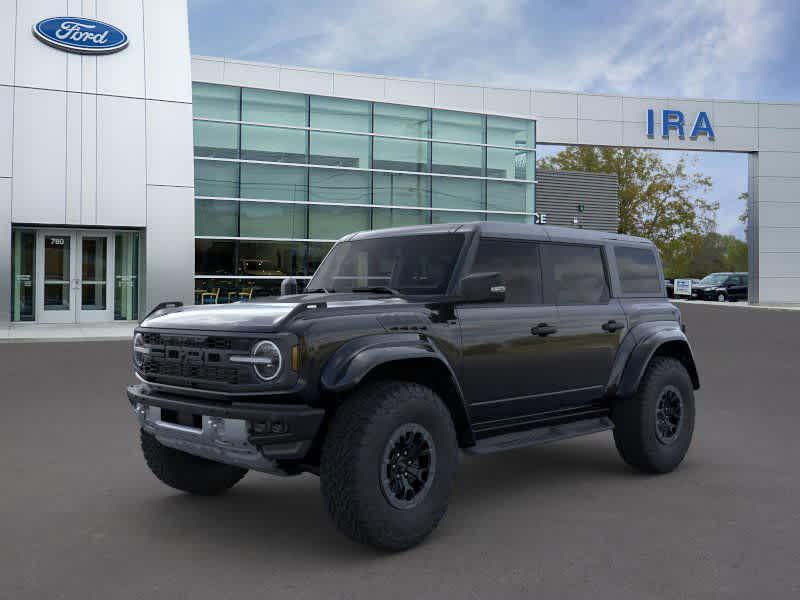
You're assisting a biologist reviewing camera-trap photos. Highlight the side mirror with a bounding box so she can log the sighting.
[459,272,506,303]
[280,277,298,296]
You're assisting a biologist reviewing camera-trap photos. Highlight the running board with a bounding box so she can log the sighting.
[465,416,614,455]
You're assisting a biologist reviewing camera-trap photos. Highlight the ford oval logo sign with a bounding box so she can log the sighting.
[32,17,128,55]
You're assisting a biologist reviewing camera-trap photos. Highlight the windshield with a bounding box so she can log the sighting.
[699,273,728,285]
[307,233,466,295]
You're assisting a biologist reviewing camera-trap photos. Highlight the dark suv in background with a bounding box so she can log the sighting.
[691,272,749,302]
[127,222,699,550]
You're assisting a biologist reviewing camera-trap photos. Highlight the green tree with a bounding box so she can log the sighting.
[537,146,718,250]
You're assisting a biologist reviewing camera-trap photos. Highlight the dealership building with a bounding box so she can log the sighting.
[2,1,800,328]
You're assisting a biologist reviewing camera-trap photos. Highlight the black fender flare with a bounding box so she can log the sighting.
[611,323,700,398]
[320,333,474,445]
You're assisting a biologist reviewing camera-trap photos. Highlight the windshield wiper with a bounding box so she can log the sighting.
[351,285,401,296]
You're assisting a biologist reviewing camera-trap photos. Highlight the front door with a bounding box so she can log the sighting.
[36,231,113,323]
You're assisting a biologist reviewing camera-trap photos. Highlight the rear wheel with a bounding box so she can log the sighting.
[140,430,248,495]
[612,357,695,474]
[320,381,458,551]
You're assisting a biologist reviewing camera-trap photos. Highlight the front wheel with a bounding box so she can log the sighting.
[320,381,458,551]
[612,357,695,474]
[717,292,727,302]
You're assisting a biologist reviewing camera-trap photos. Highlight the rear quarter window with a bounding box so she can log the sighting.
[615,246,663,296]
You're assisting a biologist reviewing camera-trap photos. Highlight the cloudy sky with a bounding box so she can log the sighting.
[188,0,800,239]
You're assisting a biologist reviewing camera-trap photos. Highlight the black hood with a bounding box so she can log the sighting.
[140,293,412,332]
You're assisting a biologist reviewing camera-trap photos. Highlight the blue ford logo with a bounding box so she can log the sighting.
[33,17,128,54]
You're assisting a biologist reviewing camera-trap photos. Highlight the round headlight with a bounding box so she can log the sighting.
[133,333,146,369]
[252,340,282,381]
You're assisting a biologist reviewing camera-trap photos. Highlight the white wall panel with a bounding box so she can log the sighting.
[622,97,655,123]
[758,226,800,251]
[65,92,82,223]
[385,78,435,107]
[224,61,279,89]
[0,0,15,85]
[759,103,800,129]
[533,91,577,119]
[758,277,800,304]
[0,85,12,178]
[143,0,191,102]
[333,73,384,101]
[578,95,622,121]
[81,92,97,224]
[713,101,757,128]
[484,87,530,117]
[146,100,193,187]
[757,152,800,178]
[578,119,623,146]
[96,95,146,225]
[96,0,145,98]
[145,184,193,311]
[279,67,334,96]
[14,0,69,90]
[713,126,757,152]
[191,57,225,83]
[0,178,11,324]
[759,128,800,153]
[622,120,667,149]
[435,82,483,112]
[756,177,800,205]
[11,87,66,224]
[536,117,577,145]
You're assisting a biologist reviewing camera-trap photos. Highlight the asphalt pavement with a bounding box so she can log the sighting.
[1,302,799,599]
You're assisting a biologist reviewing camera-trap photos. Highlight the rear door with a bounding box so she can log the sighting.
[540,243,626,409]
[731,275,748,300]
[457,238,563,428]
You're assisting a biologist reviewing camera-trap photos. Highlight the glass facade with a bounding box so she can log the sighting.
[192,82,536,301]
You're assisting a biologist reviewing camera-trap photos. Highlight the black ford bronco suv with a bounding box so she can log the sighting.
[128,222,699,550]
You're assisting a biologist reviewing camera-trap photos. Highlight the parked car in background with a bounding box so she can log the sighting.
[690,272,748,302]
[665,278,674,298]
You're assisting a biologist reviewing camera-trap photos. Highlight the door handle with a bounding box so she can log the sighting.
[531,323,557,337]
[602,320,625,333]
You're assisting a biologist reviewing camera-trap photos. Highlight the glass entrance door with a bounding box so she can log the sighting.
[35,231,114,323]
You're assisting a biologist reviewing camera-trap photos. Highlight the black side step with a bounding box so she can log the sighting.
[465,416,614,455]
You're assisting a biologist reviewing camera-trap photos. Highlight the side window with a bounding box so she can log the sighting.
[469,238,541,304]
[615,246,663,296]
[542,243,610,305]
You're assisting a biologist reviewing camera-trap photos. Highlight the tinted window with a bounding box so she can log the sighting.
[615,246,662,295]
[470,238,541,304]
[542,244,609,305]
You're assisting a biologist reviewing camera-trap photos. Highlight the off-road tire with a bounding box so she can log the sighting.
[320,381,458,551]
[140,429,248,495]
[612,357,695,474]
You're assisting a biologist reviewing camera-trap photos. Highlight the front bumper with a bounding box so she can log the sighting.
[127,384,325,474]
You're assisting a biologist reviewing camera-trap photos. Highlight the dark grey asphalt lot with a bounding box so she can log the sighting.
[1,302,799,599]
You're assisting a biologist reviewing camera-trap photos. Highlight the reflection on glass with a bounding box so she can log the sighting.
[192,83,240,120]
[196,199,238,237]
[193,121,239,158]
[432,210,484,224]
[432,177,484,210]
[373,173,430,207]
[486,116,534,148]
[242,88,307,126]
[115,232,139,320]
[11,230,35,321]
[487,181,534,213]
[195,240,237,276]
[241,125,306,163]
[309,205,370,239]
[373,137,428,172]
[194,160,239,198]
[44,235,71,311]
[486,148,533,180]
[239,201,308,239]
[431,142,483,176]
[311,96,370,131]
[432,110,484,143]
[81,237,107,310]
[241,163,307,201]
[372,208,429,229]
[374,104,429,137]
[310,132,369,168]
[309,169,371,204]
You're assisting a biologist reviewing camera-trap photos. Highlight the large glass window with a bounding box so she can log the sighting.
[373,137,428,172]
[193,83,240,121]
[615,246,662,296]
[309,168,371,204]
[432,177,483,211]
[114,232,139,320]
[486,148,533,180]
[432,210,483,224]
[196,199,238,237]
[241,125,306,163]
[311,96,370,131]
[240,163,307,201]
[308,233,466,295]
[373,207,428,229]
[194,121,239,159]
[542,244,610,305]
[487,181,533,213]
[238,241,308,276]
[195,160,239,198]
[432,110,484,143]
[309,205,370,239]
[11,230,35,322]
[195,240,237,275]
[470,239,541,304]
[242,88,307,126]
[431,143,483,176]
[374,103,429,137]
[373,173,430,207]
[310,131,369,168]
[239,201,308,239]
[487,116,534,148]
